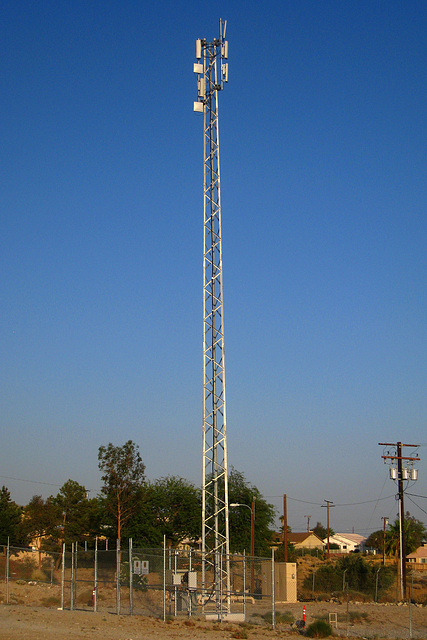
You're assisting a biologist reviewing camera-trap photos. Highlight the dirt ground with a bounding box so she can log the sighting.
[0,581,426,640]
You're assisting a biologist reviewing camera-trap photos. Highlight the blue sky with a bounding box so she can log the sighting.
[1,0,426,536]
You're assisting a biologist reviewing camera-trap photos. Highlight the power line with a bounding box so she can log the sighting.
[0,475,62,488]
[405,495,427,517]
[266,494,396,507]
[334,496,395,506]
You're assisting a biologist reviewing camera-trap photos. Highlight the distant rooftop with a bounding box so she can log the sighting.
[333,533,366,544]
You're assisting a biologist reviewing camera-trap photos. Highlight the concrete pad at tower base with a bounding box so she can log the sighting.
[205,612,245,623]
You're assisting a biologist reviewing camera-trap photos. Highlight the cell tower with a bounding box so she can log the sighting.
[193,20,230,614]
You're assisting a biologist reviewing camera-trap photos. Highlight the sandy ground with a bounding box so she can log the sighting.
[0,599,426,639]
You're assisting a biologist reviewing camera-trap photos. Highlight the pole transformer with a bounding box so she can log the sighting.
[194,20,230,615]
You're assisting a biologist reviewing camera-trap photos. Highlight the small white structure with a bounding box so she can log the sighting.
[324,533,366,553]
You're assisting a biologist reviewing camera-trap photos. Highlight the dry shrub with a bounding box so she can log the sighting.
[41,595,61,608]
[77,587,96,606]
[349,610,369,623]
[262,610,295,624]
[30,569,48,582]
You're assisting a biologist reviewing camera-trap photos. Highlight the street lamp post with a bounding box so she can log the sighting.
[230,500,255,594]
[381,517,389,566]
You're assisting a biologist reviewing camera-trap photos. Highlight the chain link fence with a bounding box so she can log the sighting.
[1,540,283,621]
[4,541,424,621]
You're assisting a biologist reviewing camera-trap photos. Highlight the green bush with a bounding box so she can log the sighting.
[305,620,333,637]
[304,555,395,598]
[119,560,148,591]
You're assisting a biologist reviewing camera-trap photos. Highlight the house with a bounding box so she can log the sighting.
[324,533,366,553]
[407,544,427,565]
[288,532,324,550]
[273,531,324,550]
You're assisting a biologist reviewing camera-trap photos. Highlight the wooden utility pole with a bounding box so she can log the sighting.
[379,441,420,600]
[396,442,407,598]
[322,500,334,559]
[283,494,288,562]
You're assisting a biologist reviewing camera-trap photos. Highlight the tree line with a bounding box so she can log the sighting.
[0,440,276,555]
[1,440,424,558]
[365,515,426,557]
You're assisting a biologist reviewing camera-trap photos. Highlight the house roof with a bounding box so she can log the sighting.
[407,544,427,560]
[273,531,325,546]
[327,533,366,545]
[288,532,323,544]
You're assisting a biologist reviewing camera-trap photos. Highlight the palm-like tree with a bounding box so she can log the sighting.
[385,514,426,557]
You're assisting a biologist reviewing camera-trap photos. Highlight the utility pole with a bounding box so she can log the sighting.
[194,20,230,615]
[304,515,311,533]
[397,442,406,598]
[283,494,288,562]
[322,500,334,559]
[379,441,420,600]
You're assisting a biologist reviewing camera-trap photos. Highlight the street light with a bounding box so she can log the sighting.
[230,500,255,594]
[381,517,389,566]
[342,568,347,592]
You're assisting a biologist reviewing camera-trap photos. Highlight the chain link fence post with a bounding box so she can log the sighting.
[162,535,166,621]
[74,541,78,605]
[243,550,246,620]
[61,543,65,609]
[6,537,10,605]
[94,537,98,612]
[271,548,275,630]
[116,539,121,615]
[70,543,74,611]
[129,538,133,616]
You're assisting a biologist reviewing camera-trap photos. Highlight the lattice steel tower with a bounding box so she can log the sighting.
[193,19,230,613]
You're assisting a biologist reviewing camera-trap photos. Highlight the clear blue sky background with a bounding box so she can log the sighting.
[1,0,426,536]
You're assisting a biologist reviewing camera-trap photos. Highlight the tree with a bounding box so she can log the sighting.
[313,521,335,541]
[98,440,146,542]
[228,468,276,557]
[128,476,201,547]
[365,529,385,553]
[20,495,59,549]
[404,513,426,552]
[0,486,23,545]
[385,513,426,557]
[51,479,101,546]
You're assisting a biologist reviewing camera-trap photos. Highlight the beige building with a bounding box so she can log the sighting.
[287,532,324,549]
